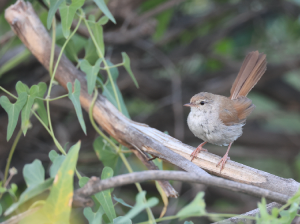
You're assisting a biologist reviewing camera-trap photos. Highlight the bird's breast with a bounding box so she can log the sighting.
[187,108,244,146]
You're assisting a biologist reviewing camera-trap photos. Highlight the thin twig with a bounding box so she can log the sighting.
[74,170,291,205]
[213,202,282,224]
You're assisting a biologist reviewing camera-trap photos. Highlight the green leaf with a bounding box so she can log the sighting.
[99,61,130,118]
[23,159,45,187]
[121,52,139,88]
[35,82,48,127]
[153,156,168,218]
[93,136,118,169]
[113,217,132,224]
[0,92,27,141]
[15,82,31,135]
[155,181,168,218]
[67,80,87,134]
[47,0,65,29]
[279,202,298,223]
[115,191,158,223]
[49,154,66,178]
[271,207,279,218]
[10,183,18,194]
[16,81,29,94]
[59,0,84,38]
[21,85,39,135]
[79,176,90,188]
[84,38,99,65]
[4,178,54,216]
[98,16,109,25]
[153,158,163,170]
[49,150,59,162]
[84,207,104,224]
[79,177,103,218]
[94,167,116,223]
[44,142,80,213]
[113,195,133,208]
[287,185,300,204]
[88,19,105,55]
[80,59,102,95]
[65,39,79,62]
[0,187,6,193]
[93,0,116,24]
[0,204,2,216]
[20,142,81,223]
[256,198,269,221]
[177,192,206,220]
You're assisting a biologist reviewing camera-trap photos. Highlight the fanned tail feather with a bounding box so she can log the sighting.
[230,51,267,100]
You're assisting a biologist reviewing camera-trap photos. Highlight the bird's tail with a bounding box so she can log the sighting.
[230,51,267,100]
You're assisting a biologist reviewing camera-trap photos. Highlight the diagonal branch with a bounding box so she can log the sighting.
[4,0,300,205]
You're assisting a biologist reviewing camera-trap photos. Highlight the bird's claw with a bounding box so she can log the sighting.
[216,155,230,172]
[190,147,207,161]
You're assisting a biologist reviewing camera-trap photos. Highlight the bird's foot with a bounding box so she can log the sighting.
[190,142,208,161]
[216,154,230,172]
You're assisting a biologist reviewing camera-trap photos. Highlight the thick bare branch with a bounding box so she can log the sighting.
[5,0,300,203]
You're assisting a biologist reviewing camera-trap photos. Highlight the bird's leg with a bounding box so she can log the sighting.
[190,142,207,161]
[216,142,232,172]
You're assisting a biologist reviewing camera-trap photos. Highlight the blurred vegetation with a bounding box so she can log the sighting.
[1,0,300,223]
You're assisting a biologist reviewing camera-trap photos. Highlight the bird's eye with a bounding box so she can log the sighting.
[200,101,205,105]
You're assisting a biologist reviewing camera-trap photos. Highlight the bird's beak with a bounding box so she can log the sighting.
[184,103,191,107]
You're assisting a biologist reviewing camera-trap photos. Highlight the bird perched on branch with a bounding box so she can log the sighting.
[185,51,267,172]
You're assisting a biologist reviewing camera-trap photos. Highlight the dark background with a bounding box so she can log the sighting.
[1,0,300,223]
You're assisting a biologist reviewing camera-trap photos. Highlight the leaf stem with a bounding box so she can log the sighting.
[1,128,22,192]
[0,86,18,99]
[46,18,57,144]
[121,150,132,153]
[99,62,124,70]
[35,94,69,101]
[88,89,119,151]
[46,17,82,155]
[82,12,122,112]
[32,111,51,134]
[49,19,56,77]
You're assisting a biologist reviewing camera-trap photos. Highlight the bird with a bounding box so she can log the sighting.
[184,51,267,172]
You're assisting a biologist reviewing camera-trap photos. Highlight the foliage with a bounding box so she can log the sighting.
[67,79,86,134]
[1,0,300,223]
[0,91,27,141]
[19,142,81,224]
